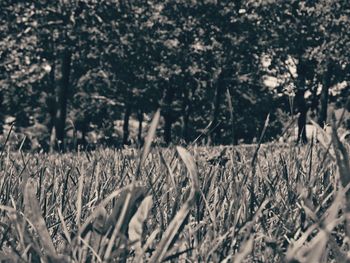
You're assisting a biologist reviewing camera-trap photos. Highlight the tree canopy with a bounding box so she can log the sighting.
[0,0,349,150]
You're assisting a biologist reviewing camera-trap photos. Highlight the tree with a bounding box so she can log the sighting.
[256,0,350,142]
[1,0,348,149]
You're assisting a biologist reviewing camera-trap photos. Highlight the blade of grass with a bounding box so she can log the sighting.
[76,175,84,229]
[330,112,350,237]
[79,234,103,263]
[136,109,160,179]
[78,184,137,237]
[149,146,199,263]
[128,195,153,260]
[57,208,71,244]
[0,121,14,161]
[252,113,270,167]
[24,178,57,258]
[103,189,132,260]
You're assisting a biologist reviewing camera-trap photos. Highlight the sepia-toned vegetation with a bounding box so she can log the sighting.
[1,0,349,150]
[1,1,350,262]
[0,114,350,262]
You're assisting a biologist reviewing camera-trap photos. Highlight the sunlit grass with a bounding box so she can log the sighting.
[0,128,349,262]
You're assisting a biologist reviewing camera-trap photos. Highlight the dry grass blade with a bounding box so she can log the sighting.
[102,184,146,260]
[149,195,192,263]
[303,231,329,263]
[57,208,71,244]
[252,113,270,167]
[103,185,146,235]
[191,120,215,145]
[277,114,298,142]
[176,146,199,191]
[199,190,217,230]
[228,235,254,263]
[92,206,108,233]
[142,228,160,255]
[310,120,331,146]
[128,195,153,260]
[149,146,199,263]
[0,205,17,214]
[0,252,19,262]
[286,188,345,262]
[104,190,132,260]
[89,206,108,257]
[159,150,176,188]
[18,135,27,153]
[136,109,160,179]
[0,121,14,160]
[79,235,103,263]
[76,175,84,229]
[330,114,350,188]
[330,113,350,238]
[78,184,138,238]
[24,178,57,258]
[285,222,317,261]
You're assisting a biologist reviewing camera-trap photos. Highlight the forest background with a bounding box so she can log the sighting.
[1,0,349,151]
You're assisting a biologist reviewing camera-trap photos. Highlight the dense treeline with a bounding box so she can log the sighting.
[0,0,349,151]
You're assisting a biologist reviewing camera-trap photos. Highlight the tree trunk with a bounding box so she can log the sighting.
[164,114,172,145]
[226,88,237,145]
[209,73,225,145]
[46,35,57,153]
[182,108,190,142]
[137,109,143,145]
[55,50,71,150]
[0,91,4,135]
[81,125,87,149]
[296,94,308,144]
[123,103,132,145]
[181,88,190,142]
[163,87,175,145]
[74,117,88,150]
[49,119,57,153]
[296,60,308,144]
[318,62,331,128]
[47,62,57,152]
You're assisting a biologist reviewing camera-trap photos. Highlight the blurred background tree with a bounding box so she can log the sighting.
[0,0,349,151]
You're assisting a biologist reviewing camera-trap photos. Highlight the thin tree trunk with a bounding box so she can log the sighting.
[226,88,237,145]
[74,118,88,150]
[123,103,132,145]
[137,109,143,145]
[210,74,225,145]
[49,126,56,153]
[46,36,57,153]
[81,125,87,148]
[73,127,77,151]
[296,59,308,144]
[163,87,175,145]
[55,50,71,150]
[164,115,172,145]
[296,94,308,144]
[44,74,56,152]
[0,90,4,135]
[48,106,56,152]
[182,109,190,142]
[318,62,331,128]
[181,88,190,142]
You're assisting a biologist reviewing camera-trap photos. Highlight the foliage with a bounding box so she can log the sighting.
[0,0,349,149]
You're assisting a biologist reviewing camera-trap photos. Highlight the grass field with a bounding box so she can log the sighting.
[0,118,350,262]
